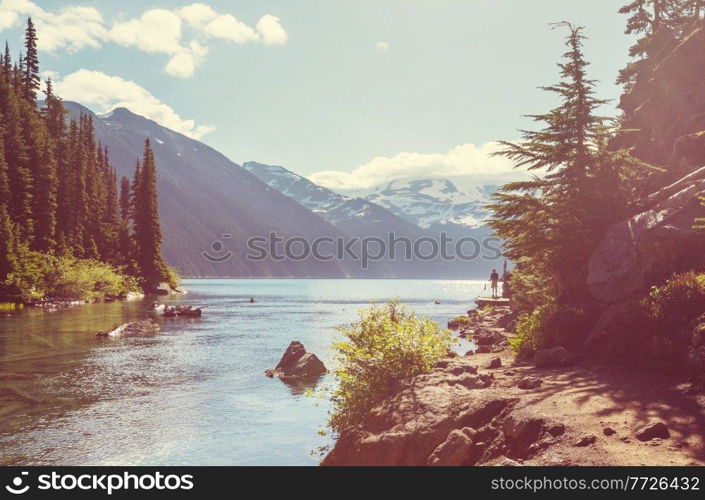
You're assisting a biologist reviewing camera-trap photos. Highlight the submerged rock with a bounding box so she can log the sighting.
[96,319,160,338]
[265,341,327,380]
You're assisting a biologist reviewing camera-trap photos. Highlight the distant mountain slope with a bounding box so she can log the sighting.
[63,102,351,277]
[365,179,494,235]
[243,161,422,239]
[244,162,500,278]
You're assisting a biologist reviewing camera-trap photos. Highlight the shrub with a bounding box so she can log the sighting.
[329,301,454,434]
[165,266,181,290]
[649,271,705,329]
[3,253,140,303]
[510,302,596,357]
[44,258,140,301]
[448,315,473,330]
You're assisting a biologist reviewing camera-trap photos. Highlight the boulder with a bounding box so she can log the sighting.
[603,427,617,436]
[503,413,544,455]
[635,422,670,441]
[517,376,542,390]
[322,364,514,465]
[575,435,597,447]
[265,341,327,380]
[587,182,705,304]
[533,346,570,368]
[487,357,502,369]
[95,319,160,338]
[473,328,506,346]
[427,427,477,466]
[547,423,566,437]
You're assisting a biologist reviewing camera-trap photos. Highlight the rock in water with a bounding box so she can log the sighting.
[265,341,327,380]
[96,320,160,338]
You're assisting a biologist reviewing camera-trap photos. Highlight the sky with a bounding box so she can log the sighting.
[0,0,635,192]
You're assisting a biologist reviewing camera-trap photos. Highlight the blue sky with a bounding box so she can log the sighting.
[0,0,635,191]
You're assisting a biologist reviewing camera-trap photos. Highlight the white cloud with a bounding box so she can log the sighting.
[53,69,215,140]
[110,9,183,55]
[0,0,106,53]
[309,142,521,192]
[257,15,287,46]
[375,41,390,51]
[202,13,258,43]
[176,3,217,27]
[0,1,287,77]
[164,41,208,78]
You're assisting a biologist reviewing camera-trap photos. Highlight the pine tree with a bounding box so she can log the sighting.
[489,24,647,303]
[0,204,18,288]
[23,17,40,102]
[2,41,11,78]
[119,175,130,222]
[133,139,168,287]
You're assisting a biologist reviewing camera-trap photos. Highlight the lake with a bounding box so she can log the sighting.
[0,278,486,465]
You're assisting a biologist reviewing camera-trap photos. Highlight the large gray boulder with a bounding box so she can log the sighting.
[265,341,327,380]
[587,173,705,304]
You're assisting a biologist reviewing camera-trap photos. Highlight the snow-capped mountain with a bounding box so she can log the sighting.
[365,179,495,232]
[242,162,421,238]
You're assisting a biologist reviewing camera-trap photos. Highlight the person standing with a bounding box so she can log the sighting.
[490,269,499,298]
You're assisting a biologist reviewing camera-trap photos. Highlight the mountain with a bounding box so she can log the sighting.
[63,102,353,278]
[365,179,494,236]
[244,163,500,278]
[242,162,422,239]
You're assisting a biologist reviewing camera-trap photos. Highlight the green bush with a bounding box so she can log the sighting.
[649,271,705,329]
[44,257,140,301]
[448,315,473,329]
[165,266,181,290]
[4,254,140,303]
[329,301,454,433]
[510,302,595,357]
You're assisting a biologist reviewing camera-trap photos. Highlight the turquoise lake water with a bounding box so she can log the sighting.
[0,278,486,465]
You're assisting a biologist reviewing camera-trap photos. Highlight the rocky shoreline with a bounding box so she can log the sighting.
[322,306,705,466]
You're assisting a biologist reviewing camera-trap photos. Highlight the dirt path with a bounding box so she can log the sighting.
[470,348,705,465]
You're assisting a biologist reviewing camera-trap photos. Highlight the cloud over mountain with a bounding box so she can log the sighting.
[309,142,521,192]
[53,70,215,140]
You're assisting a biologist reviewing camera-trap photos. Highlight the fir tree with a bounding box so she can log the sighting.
[489,24,647,303]
[0,204,18,287]
[23,18,39,102]
[119,175,130,222]
[133,139,168,287]
[2,41,11,77]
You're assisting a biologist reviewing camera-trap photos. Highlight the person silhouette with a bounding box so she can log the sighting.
[490,269,499,299]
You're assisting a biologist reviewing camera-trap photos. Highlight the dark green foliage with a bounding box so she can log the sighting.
[489,24,651,353]
[0,20,174,300]
[489,24,648,305]
[22,18,39,102]
[617,1,703,90]
[133,139,169,288]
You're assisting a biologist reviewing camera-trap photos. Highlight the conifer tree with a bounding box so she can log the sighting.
[119,175,130,222]
[0,204,18,288]
[489,24,647,303]
[133,139,168,287]
[2,41,11,77]
[23,18,40,102]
